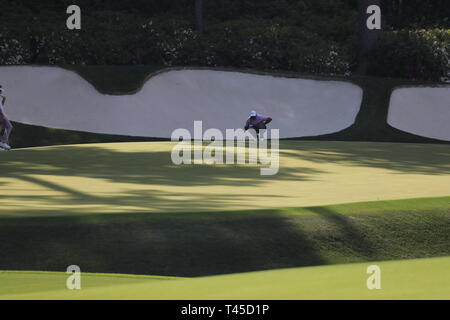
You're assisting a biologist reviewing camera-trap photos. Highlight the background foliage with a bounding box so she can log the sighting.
[0,0,449,80]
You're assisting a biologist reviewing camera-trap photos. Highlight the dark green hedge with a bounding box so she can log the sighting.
[1,1,449,80]
[0,13,355,75]
[367,29,450,82]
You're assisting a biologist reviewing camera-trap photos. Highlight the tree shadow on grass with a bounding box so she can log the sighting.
[307,206,378,259]
[0,144,322,214]
[1,141,449,215]
[1,206,448,277]
[0,211,325,277]
[1,145,321,187]
[281,141,450,175]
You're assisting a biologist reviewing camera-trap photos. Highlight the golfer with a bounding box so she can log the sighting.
[244,110,272,138]
[0,86,13,150]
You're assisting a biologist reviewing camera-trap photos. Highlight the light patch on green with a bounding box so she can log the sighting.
[0,271,178,297]
[1,257,449,300]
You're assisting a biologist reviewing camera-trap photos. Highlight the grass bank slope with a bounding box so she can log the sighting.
[0,196,448,276]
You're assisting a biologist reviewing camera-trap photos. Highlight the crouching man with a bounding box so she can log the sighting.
[244,110,272,140]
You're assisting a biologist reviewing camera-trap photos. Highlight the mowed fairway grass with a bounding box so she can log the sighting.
[0,141,449,298]
[1,257,449,300]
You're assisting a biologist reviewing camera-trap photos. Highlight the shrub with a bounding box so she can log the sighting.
[0,32,30,64]
[196,20,351,75]
[0,11,352,76]
[367,29,450,81]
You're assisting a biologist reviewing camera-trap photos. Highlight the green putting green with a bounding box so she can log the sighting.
[1,257,449,300]
[1,141,449,217]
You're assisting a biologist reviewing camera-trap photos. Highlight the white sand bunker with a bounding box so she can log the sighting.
[0,66,362,138]
[388,87,450,141]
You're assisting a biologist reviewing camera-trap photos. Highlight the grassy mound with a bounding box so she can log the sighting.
[0,196,448,277]
[1,257,449,300]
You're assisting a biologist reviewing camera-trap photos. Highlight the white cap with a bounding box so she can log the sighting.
[250,110,257,117]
